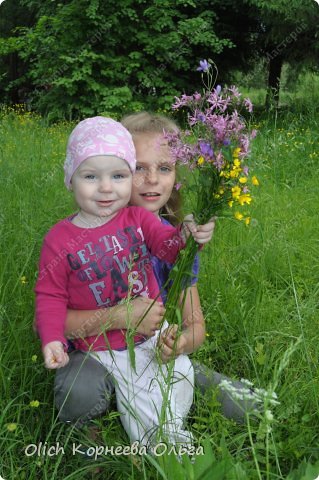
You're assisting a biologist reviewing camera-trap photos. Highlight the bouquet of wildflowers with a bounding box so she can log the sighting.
[163,59,259,327]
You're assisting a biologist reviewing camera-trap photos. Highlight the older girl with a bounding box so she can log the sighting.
[35,115,214,446]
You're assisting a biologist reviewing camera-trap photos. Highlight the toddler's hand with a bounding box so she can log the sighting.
[130,297,165,337]
[157,324,187,363]
[42,341,69,369]
[182,214,216,245]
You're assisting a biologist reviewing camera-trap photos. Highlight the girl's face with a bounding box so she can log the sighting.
[130,133,176,217]
[71,155,132,225]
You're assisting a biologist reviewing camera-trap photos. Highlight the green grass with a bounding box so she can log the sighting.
[0,105,318,479]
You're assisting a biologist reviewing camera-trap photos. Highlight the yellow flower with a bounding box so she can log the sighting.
[30,400,40,408]
[197,156,205,166]
[6,423,17,432]
[234,212,243,221]
[245,217,251,226]
[232,186,241,199]
[252,175,259,186]
[239,176,247,184]
[218,188,224,195]
[233,159,241,167]
[232,148,241,158]
[237,194,252,206]
[228,200,234,208]
[20,276,27,284]
[31,355,37,363]
[229,169,240,178]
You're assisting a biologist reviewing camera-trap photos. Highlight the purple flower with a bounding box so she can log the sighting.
[175,182,182,191]
[189,109,208,126]
[215,85,222,95]
[199,141,214,158]
[197,112,206,123]
[197,59,210,72]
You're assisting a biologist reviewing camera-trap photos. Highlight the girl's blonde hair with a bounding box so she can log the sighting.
[121,112,182,225]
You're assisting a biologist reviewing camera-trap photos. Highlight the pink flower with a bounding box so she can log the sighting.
[213,152,225,171]
[227,85,241,98]
[239,135,250,157]
[172,94,193,110]
[207,92,226,111]
[244,98,253,113]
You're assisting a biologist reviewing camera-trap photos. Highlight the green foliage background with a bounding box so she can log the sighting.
[0,0,318,120]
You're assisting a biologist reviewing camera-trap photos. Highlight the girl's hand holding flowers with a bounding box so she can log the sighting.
[182,214,216,244]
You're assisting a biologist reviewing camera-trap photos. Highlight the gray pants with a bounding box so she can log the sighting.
[54,350,257,426]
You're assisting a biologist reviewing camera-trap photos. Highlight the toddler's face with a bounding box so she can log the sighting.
[71,155,132,225]
[130,133,176,217]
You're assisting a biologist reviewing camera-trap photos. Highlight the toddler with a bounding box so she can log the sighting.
[35,116,213,446]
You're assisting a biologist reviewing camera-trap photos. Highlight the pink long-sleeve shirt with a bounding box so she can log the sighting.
[35,206,184,351]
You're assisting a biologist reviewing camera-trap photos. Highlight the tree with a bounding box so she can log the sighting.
[0,0,36,104]
[243,0,319,107]
[0,0,238,120]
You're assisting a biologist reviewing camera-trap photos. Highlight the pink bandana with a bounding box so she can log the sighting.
[64,116,136,189]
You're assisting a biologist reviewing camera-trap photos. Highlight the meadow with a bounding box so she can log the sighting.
[0,99,318,479]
